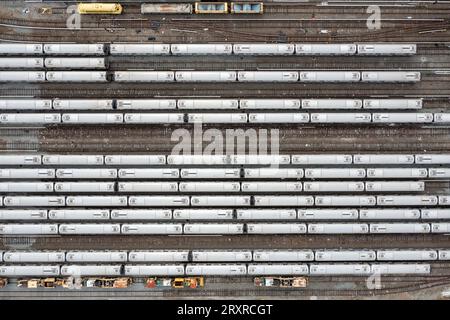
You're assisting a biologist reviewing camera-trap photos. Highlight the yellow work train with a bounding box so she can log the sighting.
[77,3,123,15]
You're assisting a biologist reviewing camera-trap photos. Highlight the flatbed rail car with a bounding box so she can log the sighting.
[231,2,263,14]
[194,2,228,14]
[141,3,193,14]
[77,3,123,15]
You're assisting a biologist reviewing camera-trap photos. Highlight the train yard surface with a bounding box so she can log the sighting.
[1,1,450,300]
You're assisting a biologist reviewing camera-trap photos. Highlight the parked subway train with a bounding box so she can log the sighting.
[0,43,417,56]
[0,263,432,277]
[0,98,424,110]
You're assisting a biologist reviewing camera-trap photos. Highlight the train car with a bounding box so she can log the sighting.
[247,223,307,234]
[415,154,450,164]
[248,113,309,123]
[109,155,167,167]
[0,99,51,110]
[439,196,450,205]
[244,168,304,179]
[0,182,53,193]
[0,71,45,82]
[240,99,301,110]
[309,264,371,275]
[303,181,364,192]
[65,196,127,207]
[357,44,417,55]
[53,99,113,110]
[111,209,172,220]
[177,99,239,110]
[2,251,65,263]
[124,113,184,124]
[59,224,121,235]
[43,154,104,165]
[236,209,296,220]
[43,43,106,55]
[173,209,233,220]
[0,209,48,220]
[233,44,293,55]
[304,168,365,179]
[183,223,244,234]
[179,182,240,193]
[308,223,369,234]
[141,3,193,14]
[128,196,189,207]
[0,113,60,124]
[432,223,450,233]
[118,168,179,179]
[363,99,422,110]
[360,209,421,220]
[0,58,44,69]
[438,250,450,260]
[190,196,250,207]
[61,265,122,277]
[315,196,376,206]
[354,154,414,164]
[44,58,106,69]
[370,223,431,234]
[253,250,314,262]
[62,113,123,124]
[171,44,232,55]
[302,99,362,109]
[0,265,60,277]
[299,71,360,82]
[66,251,127,262]
[376,196,438,206]
[421,209,450,220]
[315,250,376,262]
[185,264,247,276]
[194,2,228,14]
[175,71,236,82]
[46,71,107,82]
[3,196,65,207]
[0,155,41,165]
[180,168,240,179]
[231,2,263,14]
[233,155,291,165]
[372,113,433,123]
[116,99,176,110]
[295,44,356,55]
[241,182,302,192]
[253,196,314,207]
[248,264,308,275]
[49,209,110,220]
[0,169,54,179]
[125,265,185,276]
[56,168,117,179]
[370,264,430,275]
[114,71,174,82]
[118,182,177,193]
[366,168,428,178]
[291,154,352,165]
[237,71,299,82]
[110,44,170,55]
[310,113,371,123]
[434,113,450,123]
[128,250,189,262]
[169,154,290,165]
[188,113,247,123]
[121,224,183,235]
[376,250,437,261]
[0,43,43,55]
[297,209,358,220]
[77,3,122,14]
[361,72,421,82]
[192,250,252,262]
[365,181,424,192]
[0,224,58,235]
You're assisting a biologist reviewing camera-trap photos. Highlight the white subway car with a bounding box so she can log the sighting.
[376,196,438,206]
[248,113,309,123]
[244,168,304,179]
[53,99,113,110]
[43,43,106,55]
[116,99,176,110]
[0,43,43,55]
[253,196,314,207]
[415,154,450,164]
[59,224,121,234]
[304,168,365,179]
[253,250,314,262]
[173,209,234,220]
[60,265,122,276]
[48,209,110,220]
[187,113,248,124]
[310,113,371,123]
[363,99,422,110]
[434,113,450,123]
[110,44,170,55]
[3,251,64,263]
[111,209,172,220]
[240,99,301,110]
[302,99,362,109]
[179,182,240,193]
[360,209,421,220]
[0,99,51,110]
[118,168,179,179]
[236,209,297,220]
[247,223,307,234]
[121,224,183,234]
[0,224,58,235]
[357,44,416,55]
[124,113,184,124]
[0,155,41,165]
[291,154,352,165]
[315,196,376,206]
[308,223,369,234]
[183,223,244,234]
[295,44,356,55]
[309,264,371,275]
[421,209,450,220]
[238,71,299,82]
[192,250,252,262]
[297,209,358,220]
[180,168,240,179]
[125,265,184,276]
[3,196,65,207]
[128,250,189,262]
[66,251,127,262]
[118,182,178,193]
[0,71,45,82]
[303,182,364,192]
[361,72,421,82]
[0,265,60,277]
[128,196,189,207]
[56,168,117,179]
[241,182,302,192]
[185,264,247,276]
[0,58,44,69]
[178,99,239,110]
[175,71,236,82]
[0,113,61,124]
[248,264,309,275]
[365,181,425,192]
[171,44,232,55]
[114,71,174,82]
[315,250,376,262]
[370,223,431,234]
[0,169,54,179]
[0,209,47,220]
[300,71,360,82]
[372,113,433,123]
[354,154,414,164]
[44,58,106,69]
[65,196,127,207]
[190,196,250,206]
[367,168,428,178]
[0,182,53,193]
[376,250,437,261]
[43,155,104,165]
[371,264,430,275]
[46,71,107,82]
[233,43,294,55]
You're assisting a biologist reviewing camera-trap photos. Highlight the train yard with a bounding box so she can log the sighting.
[1,1,450,300]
